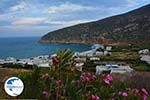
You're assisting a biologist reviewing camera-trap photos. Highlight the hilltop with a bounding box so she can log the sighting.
[40,4,150,46]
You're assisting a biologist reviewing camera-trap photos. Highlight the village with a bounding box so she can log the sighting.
[0,44,150,74]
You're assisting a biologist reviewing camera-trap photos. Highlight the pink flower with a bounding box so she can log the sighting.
[89,95,100,100]
[140,88,149,100]
[109,97,115,100]
[103,78,111,85]
[118,91,128,97]
[103,74,113,81]
[131,88,139,94]
[103,74,113,85]
[42,91,49,98]
[80,72,97,83]
[118,91,122,95]
[52,56,60,64]
[141,88,149,96]
[142,95,148,100]
[122,92,128,97]
[55,80,62,86]
[87,72,92,76]
[80,75,85,82]
[92,75,97,80]
[86,77,90,82]
[42,73,49,80]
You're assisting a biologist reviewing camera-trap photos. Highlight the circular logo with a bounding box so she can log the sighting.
[4,77,24,96]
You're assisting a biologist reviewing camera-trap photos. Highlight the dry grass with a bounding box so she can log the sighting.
[101,51,140,61]
[111,51,139,60]
[112,71,150,92]
[0,68,31,85]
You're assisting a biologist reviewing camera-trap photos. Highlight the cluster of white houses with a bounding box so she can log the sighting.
[1,45,149,74]
[74,45,135,74]
[0,55,52,67]
[75,45,112,57]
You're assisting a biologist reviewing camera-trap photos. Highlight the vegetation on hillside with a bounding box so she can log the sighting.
[41,4,150,45]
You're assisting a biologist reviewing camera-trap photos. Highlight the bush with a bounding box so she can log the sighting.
[15,50,150,100]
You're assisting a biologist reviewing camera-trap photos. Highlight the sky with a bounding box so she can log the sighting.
[0,0,150,37]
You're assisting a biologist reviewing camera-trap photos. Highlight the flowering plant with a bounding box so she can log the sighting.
[18,50,150,100]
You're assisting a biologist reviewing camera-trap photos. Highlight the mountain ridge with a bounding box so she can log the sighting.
[40,4,150,45]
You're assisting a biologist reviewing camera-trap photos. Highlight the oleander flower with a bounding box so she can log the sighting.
[122,92,128,97]
[125,88,149,100]
[42,91,49,98]
[109,97,115,100]
[42,73,49,80]
[140,88,149,100]
[118,91,128,97]
[103,74,113,85]
[142,95,148,100]
[55,80,63,86]
[141,88,149,96]
[130,88,139,94]
[80,72,97,83]
[103,74,113,81]
[89,95,100,100]
[52,56,60,64]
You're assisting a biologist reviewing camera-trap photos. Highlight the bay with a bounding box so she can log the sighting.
[0,37,92,59]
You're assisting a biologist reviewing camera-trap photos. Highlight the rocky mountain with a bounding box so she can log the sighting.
[40,4,150,45]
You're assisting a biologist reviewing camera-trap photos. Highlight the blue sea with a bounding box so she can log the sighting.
[0,37,92,59]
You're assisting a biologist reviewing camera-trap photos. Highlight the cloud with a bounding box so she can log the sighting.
[0,0,150,37]
[10,17,96,29]
[9,1,27,12]
[0,14,8,20]
[45,19,96,26]
[0,13,14,20]
[125,0,150,7]
[47,2,97,14]
[1,25,50,30]
[12,18,46,25]
[2,17,96,32]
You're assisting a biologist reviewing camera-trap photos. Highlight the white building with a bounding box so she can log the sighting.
[139,49,149,54]
[96,65,107,74]
[96,64,133,74]
[16,55,51,67]
[5,57,16,64]
[95,51,104,56]
[78,49,96,57]
[0,59,5,64]
[90,57,100,61]
[74,57,86,62]
[104,51,109,56]
[38,63,50,67]
[106,46,112,51]
[140,55,150,64]
[75,62,84,71]
[92,44,104,49]
[17,59,33,65]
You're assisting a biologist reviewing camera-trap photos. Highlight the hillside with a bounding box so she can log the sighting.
[40,4,150,45]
